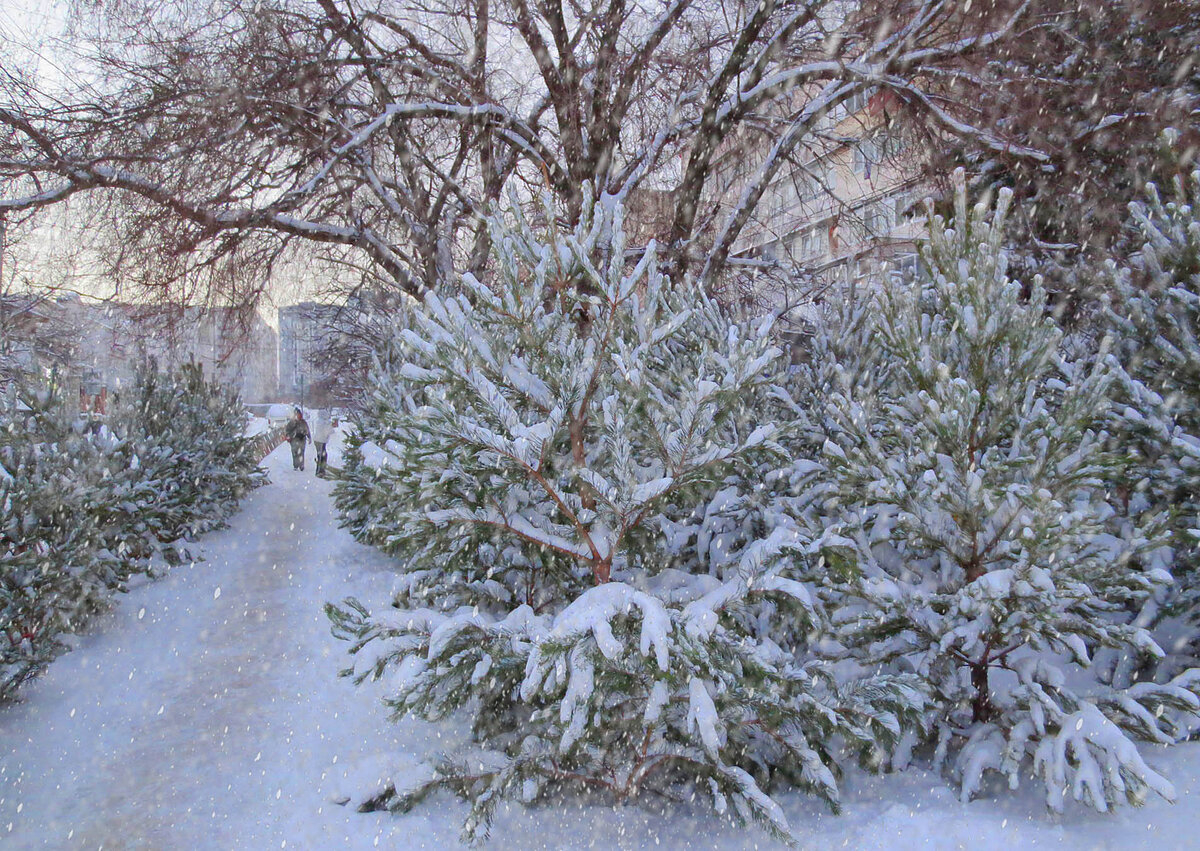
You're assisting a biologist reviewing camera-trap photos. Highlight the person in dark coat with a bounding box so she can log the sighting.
[283,408,311,471]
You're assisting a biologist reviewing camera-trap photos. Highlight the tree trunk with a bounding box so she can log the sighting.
[971,662,992,723]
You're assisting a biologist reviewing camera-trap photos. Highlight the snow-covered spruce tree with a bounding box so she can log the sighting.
[782,286,892,458]
[0,382,112,700]
[808,172,1200,812]
[328,191,925,842]
[1105,165,1200,679]
[104,361,265,567]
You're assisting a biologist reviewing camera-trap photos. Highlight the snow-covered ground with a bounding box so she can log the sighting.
[244,414,271,437]
[2,432,1199,850]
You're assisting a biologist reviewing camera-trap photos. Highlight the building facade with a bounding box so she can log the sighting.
[194,308,279,402]
[278,301,340,407]
[706,86,929,325]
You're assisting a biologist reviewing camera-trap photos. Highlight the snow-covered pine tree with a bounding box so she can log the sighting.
[329,189,925,842]
[1106,160,1200,680]
[0,381,112,700]
[105,361,265,567]
[782,285,890,458]
[1,362,263,700]
[808,171,1200,812]
[331,330,410,556]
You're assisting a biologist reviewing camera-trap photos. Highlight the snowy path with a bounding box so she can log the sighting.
[0,435,424,849]
[3,434,1200,849]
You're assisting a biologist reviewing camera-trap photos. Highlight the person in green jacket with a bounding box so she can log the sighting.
[283,408,311,471]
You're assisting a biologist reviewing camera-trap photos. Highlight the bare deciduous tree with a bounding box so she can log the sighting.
[1,0,1045,311]
[888,0,1200,303]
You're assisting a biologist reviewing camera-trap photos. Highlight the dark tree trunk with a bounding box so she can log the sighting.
[971,662,992,723]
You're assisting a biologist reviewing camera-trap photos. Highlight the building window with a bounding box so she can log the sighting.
[843,86,876,116]
[893,191,921,224]
[881,132,906,159]
[854,130,909,180]
[893,253,921,281]
[795,161,832,203]
[864,202,888,236]
[775,178,797,220]
[791,227,825,261]
[853,138,878,178]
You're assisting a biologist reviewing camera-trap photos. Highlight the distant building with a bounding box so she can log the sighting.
[195,308,279,402]
[278,301,340,407]
[0,292,74,408]
[49,295,278,403]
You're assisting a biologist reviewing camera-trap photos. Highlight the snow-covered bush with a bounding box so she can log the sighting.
[803,172,1198,812]
[105,361,266,567]
[329,191,924,842]
[0,384,113,700]
[1,363,264,700]
[1106,165,1200,678]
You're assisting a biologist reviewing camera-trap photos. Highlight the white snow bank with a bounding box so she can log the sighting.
[359,438,404,470]
[244,415,271,437]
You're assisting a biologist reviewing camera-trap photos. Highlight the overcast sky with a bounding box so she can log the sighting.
[1,0,68,83]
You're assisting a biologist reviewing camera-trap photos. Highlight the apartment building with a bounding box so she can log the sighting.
[278,301,341,407]
[712,86,928,321]
[194,308,279,402]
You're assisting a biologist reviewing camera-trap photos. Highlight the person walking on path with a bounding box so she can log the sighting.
[311,410,337,477]
[283,407,310,471]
